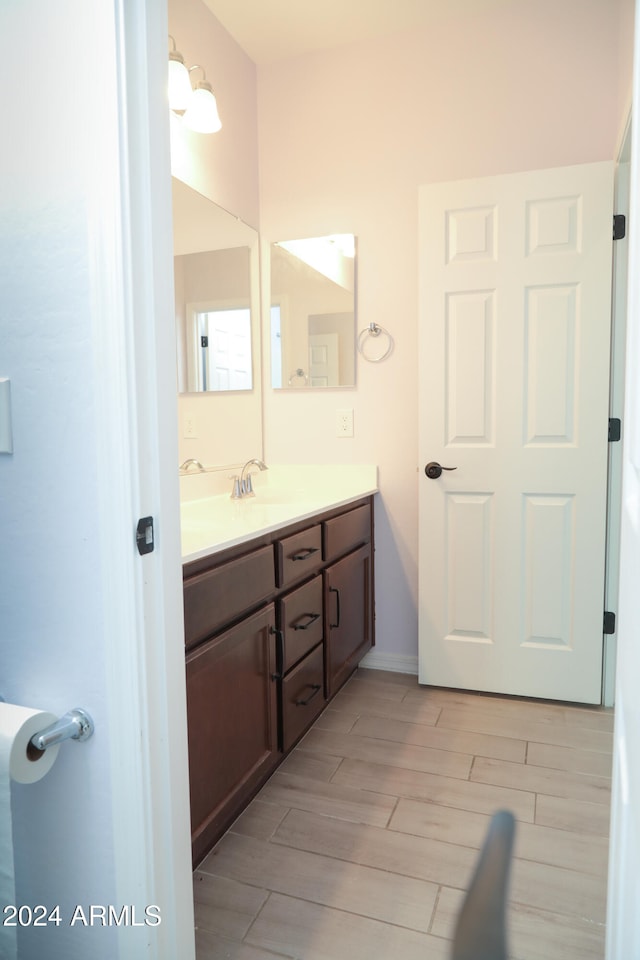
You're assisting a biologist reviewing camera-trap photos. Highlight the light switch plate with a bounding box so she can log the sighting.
[0,379,13,454]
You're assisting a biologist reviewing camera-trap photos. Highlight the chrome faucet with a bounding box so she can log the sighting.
[179,459,205,472]
[231,458,268,498]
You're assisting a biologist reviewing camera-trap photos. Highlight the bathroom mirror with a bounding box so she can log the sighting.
[172,177,259,394]
[270,235,356,388]
[173,176,263,469]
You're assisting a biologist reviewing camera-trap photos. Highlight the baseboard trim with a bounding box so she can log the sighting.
[359,650,419,676]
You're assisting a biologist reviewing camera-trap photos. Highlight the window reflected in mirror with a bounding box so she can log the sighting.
[270,235,357,388]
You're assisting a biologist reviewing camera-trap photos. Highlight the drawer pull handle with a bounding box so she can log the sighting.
[295,683,321,707]
[292,612,321,631]
[329,586,341,629]
[290,546,320,561]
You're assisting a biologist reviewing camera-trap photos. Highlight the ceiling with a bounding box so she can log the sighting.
[202,0,495,65]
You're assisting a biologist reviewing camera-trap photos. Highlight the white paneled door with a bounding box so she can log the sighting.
[418,163,614,703]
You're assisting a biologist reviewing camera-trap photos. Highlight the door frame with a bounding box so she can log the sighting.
[602,109,632,707]
[108,2,195,955]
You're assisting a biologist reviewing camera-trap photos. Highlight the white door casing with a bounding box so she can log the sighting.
[603,120,631,707]
[418,162,614,703]
[606,3,640,948]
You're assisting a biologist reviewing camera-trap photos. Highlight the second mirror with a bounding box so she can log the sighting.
[270,234,356,388]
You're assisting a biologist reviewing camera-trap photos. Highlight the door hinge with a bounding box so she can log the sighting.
[603,611,616,635]
[200,335,209,348]
[608,418,621,442]
[136,516,155,555]
[613,214,626,240]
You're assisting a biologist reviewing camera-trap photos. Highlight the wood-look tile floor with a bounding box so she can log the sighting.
[194,668,613,960]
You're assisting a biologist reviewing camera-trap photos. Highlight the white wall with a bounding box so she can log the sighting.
[0,7,120,956]
[0,1,194,957]
[257,0,635,665]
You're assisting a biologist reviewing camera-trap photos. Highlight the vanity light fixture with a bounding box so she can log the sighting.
[168,38,222,134]
[168,36,192,112]
[182,66,222,134]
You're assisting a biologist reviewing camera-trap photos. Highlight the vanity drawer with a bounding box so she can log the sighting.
[323,502,371,563]
[281,642,325,752]
[276,524,323,588]
[278,575,324,672]
[183,544,275,649]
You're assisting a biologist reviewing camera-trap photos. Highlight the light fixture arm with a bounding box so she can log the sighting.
[188,65,211,91]
[168,35,183,63]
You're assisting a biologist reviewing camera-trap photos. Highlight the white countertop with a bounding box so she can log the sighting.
[180,464,378,563]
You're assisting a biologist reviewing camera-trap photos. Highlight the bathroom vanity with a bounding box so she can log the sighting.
[181,467,376,864]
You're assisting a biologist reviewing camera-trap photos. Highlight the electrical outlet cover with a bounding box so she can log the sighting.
[336,408,354,438]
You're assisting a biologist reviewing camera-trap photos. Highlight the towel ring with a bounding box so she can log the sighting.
[357,323,394,363]
[288,367,309,386]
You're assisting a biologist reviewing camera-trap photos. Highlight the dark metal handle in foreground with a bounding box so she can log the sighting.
[425,461,458,480]
[292,612,321,631]
[291,546,320,561]
[295,684,321,707]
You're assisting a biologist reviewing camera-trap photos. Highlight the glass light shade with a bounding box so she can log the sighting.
[168,56,192,112]
[183,85,222,134]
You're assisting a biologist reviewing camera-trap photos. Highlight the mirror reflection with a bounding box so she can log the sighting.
[270,235,357,388]
[172,177,259,394]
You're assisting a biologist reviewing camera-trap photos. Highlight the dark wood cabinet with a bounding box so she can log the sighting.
[183,495,375,865]
[186,604,278,865]
[325,543,373,699]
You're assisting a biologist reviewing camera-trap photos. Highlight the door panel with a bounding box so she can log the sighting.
[418,162,614,703]
[446,290,495,444]
[445,492,494,642]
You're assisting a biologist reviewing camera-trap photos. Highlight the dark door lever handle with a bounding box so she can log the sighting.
[425,461,457,480]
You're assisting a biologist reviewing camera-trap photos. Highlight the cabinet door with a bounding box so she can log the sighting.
[186,604,278,864]
[324,544,373,699]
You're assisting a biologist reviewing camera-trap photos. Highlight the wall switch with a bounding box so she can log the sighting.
[336,408,354,438]
[183,415,198,439]
[0,379,13,454]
